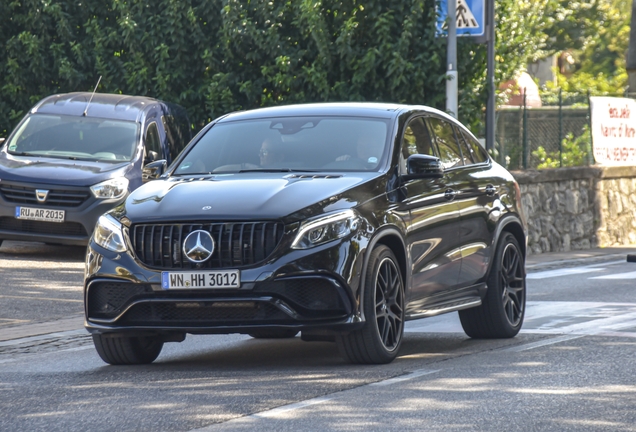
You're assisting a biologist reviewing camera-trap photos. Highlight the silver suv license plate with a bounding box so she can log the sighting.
[161,270,240,289]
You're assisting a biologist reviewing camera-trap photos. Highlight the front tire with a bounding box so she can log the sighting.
[459,232,526,338]
[92,334,164,365]
[336,245,404,364]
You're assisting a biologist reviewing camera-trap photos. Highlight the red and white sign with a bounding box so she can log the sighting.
[590,96,636,165]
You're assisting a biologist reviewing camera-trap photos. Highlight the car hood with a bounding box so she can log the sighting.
[124,172,385,223]
[0,151,131,186]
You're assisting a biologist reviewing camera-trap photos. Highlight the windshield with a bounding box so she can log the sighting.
[174,116,391,174]
[6,114,140,162]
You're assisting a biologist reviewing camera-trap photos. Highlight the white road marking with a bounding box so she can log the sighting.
[526,267,605,279]
[590,271,636,279]
[502,334,585,352]
[192,369,441,429]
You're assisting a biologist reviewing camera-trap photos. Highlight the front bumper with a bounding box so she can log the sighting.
[0,180,125,246]
[84,234,367,335]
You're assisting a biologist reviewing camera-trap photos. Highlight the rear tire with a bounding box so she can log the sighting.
[336,245,404,364]
[92,334,163,365]
[459,232,526,338]
[248,329,299,339]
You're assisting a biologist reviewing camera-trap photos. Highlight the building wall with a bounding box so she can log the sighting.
[511,166,636,254]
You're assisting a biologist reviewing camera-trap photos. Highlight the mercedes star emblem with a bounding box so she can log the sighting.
[183,230,215,263]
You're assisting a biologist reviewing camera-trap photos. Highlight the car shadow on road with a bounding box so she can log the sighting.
[0,240,86,262]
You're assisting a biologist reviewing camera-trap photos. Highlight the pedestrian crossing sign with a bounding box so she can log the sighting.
[436,0,485,37]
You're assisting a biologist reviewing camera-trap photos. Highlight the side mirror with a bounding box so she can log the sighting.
[142,159,167,182]
[144,150,159,164]
[403,154,443,180]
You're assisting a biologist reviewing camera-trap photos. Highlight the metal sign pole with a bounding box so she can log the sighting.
[446,0,458,118]
[485,0,495,152]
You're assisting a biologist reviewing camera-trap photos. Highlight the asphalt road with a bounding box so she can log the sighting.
[1,241,635,431]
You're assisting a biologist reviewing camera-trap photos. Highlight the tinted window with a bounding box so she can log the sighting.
[400,117,436,174]
[145,122,162,158]
[427,117,463,169]
[162,109,191,160]
[175,117,391,174]
[455,126,475,165]
[461,130,489,163]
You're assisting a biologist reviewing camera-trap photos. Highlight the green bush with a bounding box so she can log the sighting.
[533,125,591,169]
[2,0,498,137]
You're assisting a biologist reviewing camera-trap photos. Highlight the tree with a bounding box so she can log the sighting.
[0,0,566,137]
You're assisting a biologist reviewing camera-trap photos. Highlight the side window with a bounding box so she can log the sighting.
[461,130,489,163]
[145,122,162,161]
[162,108,192,161]
[400,117,436,174]
[455,126,475,165]
[427,118,464,169]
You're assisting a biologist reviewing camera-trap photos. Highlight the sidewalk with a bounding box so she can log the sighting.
[526,245,636,270]
[2,246,635,343]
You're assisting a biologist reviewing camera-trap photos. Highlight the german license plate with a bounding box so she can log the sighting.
[161,270,240,290]
[15,206,65,223]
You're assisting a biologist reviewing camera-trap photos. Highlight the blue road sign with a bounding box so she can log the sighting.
[436,0,485,37]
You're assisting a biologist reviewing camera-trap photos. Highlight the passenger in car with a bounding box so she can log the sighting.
[336,133,383,165]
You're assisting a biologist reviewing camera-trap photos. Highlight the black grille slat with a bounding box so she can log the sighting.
[132,222,285,270]
[0,185,90,207]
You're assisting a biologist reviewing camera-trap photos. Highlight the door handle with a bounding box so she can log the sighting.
[444,189,459,200]
[485,184,497,196]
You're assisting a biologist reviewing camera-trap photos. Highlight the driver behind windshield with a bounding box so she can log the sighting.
[258,137,285,167]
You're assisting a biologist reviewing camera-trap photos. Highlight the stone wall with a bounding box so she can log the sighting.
[511,166,636,255]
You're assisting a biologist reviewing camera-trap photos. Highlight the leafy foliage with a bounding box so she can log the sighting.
[532,124,591,168]
[0,0,558,138]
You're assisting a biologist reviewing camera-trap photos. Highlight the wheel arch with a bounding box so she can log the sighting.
[358,227,408,322]
[488,214,527,279]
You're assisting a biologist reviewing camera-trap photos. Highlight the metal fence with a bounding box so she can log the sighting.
[493,90,634,170]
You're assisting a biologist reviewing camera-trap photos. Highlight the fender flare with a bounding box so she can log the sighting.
[486,213,527,282]
[357,226,408,323]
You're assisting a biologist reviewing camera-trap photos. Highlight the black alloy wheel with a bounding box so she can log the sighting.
[337,245,404,364]
[459,232,526,338]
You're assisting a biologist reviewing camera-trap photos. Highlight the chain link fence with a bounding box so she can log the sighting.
[493,90,634,170]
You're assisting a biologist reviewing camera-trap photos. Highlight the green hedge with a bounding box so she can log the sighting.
[1,0,487,137]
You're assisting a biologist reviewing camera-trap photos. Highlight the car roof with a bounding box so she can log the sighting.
[30,92,161,122]
[217,102,461,126]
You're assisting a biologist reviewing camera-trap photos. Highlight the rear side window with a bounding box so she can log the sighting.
[145,122,162,159]
[461,130,489,164]
[162,108,192,161]
[427,117,464,169]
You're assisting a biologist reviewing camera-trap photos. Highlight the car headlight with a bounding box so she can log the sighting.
[291,209,360,249]
[90,177,129,199]
[93,214,126,252]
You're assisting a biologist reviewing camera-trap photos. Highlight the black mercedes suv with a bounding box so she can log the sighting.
[84,102,527,365]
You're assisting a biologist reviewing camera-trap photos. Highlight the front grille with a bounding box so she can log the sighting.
[131,222,285,269]
[87,282,153,319]
[0,217,87,236]
[254,279,348,313]
[0,184,90,207]
[120,301,290,326]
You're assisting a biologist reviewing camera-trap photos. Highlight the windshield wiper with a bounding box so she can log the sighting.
[237,168,327,173]
[238,168,293,173]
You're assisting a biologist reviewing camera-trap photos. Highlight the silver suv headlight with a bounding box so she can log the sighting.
[291,209,360,249]
[90,177,129,199]
[93,214,126,252]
